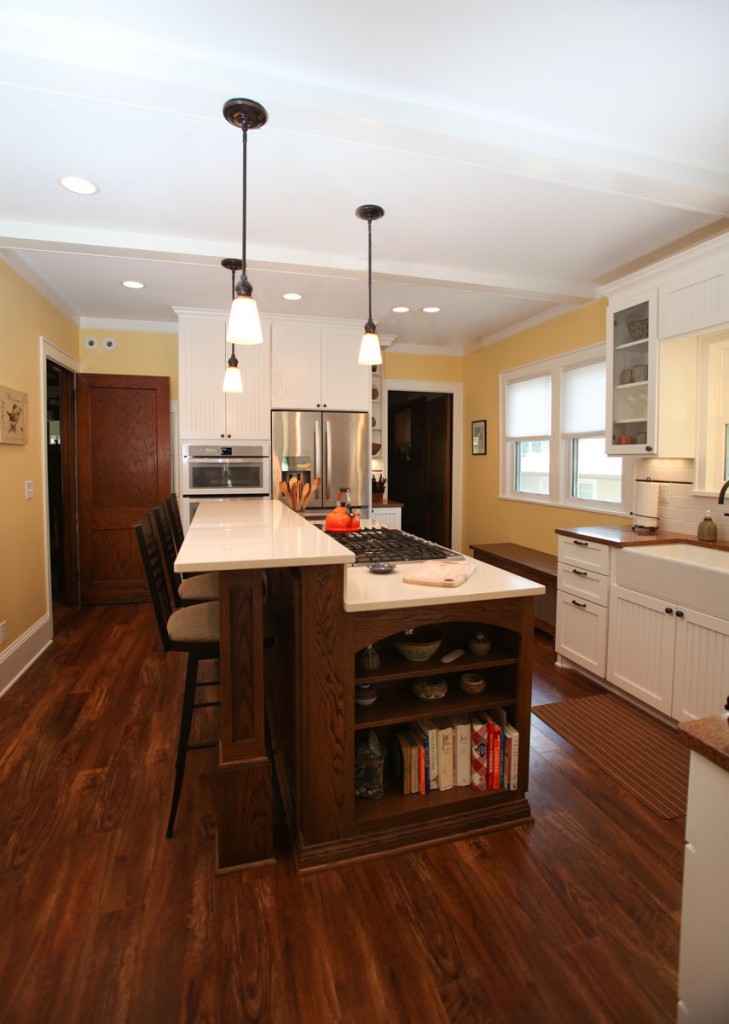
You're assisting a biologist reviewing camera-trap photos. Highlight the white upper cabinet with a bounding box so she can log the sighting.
[271,320,370,411]
[606,289,658,455]
[178,312,271,439]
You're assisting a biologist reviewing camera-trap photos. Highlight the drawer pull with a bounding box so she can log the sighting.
[571,599,587,608]
[573,540,589,547]
[571,568,588,576]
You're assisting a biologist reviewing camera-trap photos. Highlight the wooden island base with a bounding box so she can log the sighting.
[261,563,535,873]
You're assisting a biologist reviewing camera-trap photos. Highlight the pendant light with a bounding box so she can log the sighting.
[223,98,267,368]
[221,257,244,393]
[356,204,385,366]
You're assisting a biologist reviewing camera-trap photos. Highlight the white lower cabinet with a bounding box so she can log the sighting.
[372,505,402,529]
[607,585,729,721]
[606,587,676,715]
[677,751,729,1023]
[555,537,611,678]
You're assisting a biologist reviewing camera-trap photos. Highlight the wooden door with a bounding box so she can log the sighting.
[77,374,170,604]
[424,393,452,546]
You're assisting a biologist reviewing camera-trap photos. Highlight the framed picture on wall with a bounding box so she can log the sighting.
[471,419,486,456]
[0,384,28,445]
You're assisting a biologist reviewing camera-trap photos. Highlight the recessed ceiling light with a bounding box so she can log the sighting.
[283,292,302,301]
[392,306,410,313]
[422,306,441,314]
[59,175,99,195]
[122,280,145,289]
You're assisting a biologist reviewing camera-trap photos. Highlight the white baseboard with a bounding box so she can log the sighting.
[0,614,53,698]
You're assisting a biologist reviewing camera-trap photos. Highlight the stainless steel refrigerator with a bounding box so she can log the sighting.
[271,410,370,512]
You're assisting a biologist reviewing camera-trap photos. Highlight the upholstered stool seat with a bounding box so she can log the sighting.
[167,599,220,644]
[177,572,219,604]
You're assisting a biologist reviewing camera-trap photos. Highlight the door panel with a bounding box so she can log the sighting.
[77,374,170,604]
[323,411,369,508]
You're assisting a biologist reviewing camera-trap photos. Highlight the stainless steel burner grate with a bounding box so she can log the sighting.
[321,526,463,565]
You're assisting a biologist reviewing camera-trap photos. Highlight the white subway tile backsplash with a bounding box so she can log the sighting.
[636,458,729,541]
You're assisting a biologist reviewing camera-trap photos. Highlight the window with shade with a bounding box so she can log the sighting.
[501,346,629,513]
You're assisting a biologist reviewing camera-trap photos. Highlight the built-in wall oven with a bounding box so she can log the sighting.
[181,440,270,530]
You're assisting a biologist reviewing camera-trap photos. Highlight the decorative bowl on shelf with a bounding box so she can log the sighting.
[372,442,381,456]
[412,677,448,701]
[459,672,486,695]
[627,318,648,340]
[354,683,378,706]
[372,386,379,400]
[393,626,443,662]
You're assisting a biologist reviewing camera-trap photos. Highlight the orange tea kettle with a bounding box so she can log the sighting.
[324,489,361,533]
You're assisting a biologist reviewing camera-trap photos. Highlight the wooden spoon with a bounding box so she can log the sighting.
[300,482,311,508]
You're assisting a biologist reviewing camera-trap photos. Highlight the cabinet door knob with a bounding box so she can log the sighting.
[665,607,674,614]
[675,610,685,618]
[645,446,653,452]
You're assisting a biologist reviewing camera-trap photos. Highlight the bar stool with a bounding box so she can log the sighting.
[153,502,218,606]
[135,512,220,837]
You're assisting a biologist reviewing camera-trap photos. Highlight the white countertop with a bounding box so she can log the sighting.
[343,558,544,612]
[174,498,354,572]
[174,500,544,611]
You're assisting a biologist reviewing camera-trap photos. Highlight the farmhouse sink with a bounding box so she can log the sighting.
[615,543,729,618]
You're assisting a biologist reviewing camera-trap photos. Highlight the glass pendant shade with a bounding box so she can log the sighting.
[358,329,382,366]
[223,354,244,393]
[226,293,263,346]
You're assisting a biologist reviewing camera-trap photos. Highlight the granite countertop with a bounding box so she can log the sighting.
[677,714,729,773]
[556,524,729,552]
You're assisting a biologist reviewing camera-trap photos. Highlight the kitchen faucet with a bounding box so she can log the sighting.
[719,478,729,511]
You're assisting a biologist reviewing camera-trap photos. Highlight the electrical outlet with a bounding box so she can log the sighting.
[25,480,34,499]
[0,621,6,645]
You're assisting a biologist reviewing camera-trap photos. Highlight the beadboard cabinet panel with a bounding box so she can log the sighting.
[607,587,676,715]
[178,315,271,439]
[673,608,729,722]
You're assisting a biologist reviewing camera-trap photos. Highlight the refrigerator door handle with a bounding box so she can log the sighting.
[324,418,332,501]
[314,418,321,482]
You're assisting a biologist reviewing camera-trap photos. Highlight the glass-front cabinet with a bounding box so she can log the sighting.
[606,289,657,455]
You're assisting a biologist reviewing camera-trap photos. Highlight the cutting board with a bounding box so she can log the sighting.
[402,560,475,588]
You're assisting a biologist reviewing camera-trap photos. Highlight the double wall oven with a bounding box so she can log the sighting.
[180,440,270,530]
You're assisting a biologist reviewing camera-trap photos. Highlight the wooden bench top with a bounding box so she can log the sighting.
[470,543,557,584]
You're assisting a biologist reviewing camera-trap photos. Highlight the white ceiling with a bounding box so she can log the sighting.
[1,0,728,354]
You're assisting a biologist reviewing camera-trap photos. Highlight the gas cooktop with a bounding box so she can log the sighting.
[320,526,463,565]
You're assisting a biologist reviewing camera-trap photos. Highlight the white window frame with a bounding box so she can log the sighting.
[500,344,631,515]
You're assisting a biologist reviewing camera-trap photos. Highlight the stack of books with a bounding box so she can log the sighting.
[389,708,518,795]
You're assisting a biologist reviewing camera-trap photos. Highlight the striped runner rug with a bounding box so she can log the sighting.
[532,692,690,819]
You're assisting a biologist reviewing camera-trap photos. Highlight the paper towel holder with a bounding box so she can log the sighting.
[631,477,659,532]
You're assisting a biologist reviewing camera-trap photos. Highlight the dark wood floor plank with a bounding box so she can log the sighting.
[0,610,685,1023]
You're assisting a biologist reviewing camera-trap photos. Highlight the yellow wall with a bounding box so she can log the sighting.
[384,350,463,384]
[0,260,78,649]
[461,298,627,555]
[80,328,179,399]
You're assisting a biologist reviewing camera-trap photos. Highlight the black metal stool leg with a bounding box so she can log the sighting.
[166,653,200,838]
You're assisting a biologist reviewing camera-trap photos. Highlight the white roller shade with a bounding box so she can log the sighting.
[506,374,551,439]
[562,361,605,436]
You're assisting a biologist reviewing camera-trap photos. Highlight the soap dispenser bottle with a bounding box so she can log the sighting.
[697,511,718,542]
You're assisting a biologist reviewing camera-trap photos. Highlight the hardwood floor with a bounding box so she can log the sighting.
[0,607,684,1023]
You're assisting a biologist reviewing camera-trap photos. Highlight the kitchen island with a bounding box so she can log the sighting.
[175,500,544,872]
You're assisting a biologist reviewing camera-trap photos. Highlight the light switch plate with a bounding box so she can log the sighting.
[25,480,34,499]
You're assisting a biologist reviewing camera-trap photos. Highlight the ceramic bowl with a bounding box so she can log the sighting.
[412,678,448,701]
[393,627,443,662]
[459,672,486,695]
